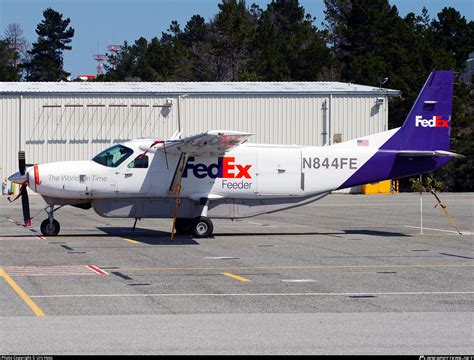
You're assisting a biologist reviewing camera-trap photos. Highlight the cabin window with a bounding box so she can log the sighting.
[92,145,133,168]
[127,155,149,169]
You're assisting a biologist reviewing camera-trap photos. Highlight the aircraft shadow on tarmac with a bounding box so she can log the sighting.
[96,227,200,245]
[213,229,409,237]
[343,229,409,237]
[0,228,408,243]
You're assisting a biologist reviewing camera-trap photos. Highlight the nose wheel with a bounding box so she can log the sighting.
[40,204,62,236]
[40,219,60,236]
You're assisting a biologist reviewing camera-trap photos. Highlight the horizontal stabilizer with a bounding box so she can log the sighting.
[396,150,464,158]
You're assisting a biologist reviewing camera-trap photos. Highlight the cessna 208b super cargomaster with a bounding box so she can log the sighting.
[8,70,461,238]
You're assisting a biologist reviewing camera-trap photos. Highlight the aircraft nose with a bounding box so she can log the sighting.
[8,171,28,184]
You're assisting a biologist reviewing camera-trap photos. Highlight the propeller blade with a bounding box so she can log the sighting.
[19,151,26,175]
[17,151,31,226]
[21,185,31,227]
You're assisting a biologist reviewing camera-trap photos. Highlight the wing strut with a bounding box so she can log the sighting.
[170,183,183,241]
[168,152,188,193]
[169,152,188,241]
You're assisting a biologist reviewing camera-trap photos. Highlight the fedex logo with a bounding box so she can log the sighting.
[415,115,449,128]
[183,156,252,179]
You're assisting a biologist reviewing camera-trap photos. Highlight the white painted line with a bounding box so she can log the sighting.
[30,291,474,299]
[404,225,472,235]
[2,265,99,277]
[220,224,310,229]
[206,257,239,260]
[0,237,40,241]
[281,279,317,283]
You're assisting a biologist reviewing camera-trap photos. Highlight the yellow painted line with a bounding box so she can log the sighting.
[0,268,45,317]
[123,238,140,244]
[222,272,251,282]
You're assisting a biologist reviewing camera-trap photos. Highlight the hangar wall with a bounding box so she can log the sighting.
[0,82,400,188]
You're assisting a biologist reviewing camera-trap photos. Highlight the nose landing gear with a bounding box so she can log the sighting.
[40,205,62,236]
[40,218,60,236]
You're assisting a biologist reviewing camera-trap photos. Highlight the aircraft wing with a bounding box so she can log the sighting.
[161,130,253,156]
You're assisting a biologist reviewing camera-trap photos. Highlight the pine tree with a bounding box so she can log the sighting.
[255,0,334,81]
[0,39,21,81]
[25,8,74,81]
[208,0,258,81]
[431,7,474,71]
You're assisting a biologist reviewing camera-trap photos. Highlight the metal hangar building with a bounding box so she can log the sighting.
[0,81,400,187]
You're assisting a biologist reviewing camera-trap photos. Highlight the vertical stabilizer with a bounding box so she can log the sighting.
[398,70,454,151]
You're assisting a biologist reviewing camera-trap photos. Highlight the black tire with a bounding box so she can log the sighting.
[175,218,192,234]
[40,219,60,236]
[191,217,214,238]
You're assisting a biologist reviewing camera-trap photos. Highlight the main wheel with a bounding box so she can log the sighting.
[175,218,192,234]
[191,217,214,238]
[40,219,60,236]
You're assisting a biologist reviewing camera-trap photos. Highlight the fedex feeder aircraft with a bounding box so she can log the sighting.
[8,70,461,238]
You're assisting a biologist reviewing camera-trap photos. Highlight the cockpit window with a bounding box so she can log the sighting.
[127,155,149,169]
[92,145,133,167]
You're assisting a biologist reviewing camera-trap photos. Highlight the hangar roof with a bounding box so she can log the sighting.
[0,81,400,96]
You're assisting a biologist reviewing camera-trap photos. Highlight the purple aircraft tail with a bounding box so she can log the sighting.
[385,70,454,151]
[338,70,456,189]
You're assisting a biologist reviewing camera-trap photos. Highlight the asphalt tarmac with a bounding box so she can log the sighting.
[0,192,472,354]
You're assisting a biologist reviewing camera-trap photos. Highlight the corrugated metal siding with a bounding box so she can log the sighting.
[0,95,20,188]
[1,92,390,187]
[181,95,328,146]
[20,95,176,168]
[331,95,386,142]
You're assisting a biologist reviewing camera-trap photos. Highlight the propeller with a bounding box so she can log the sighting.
[8,151,31,227]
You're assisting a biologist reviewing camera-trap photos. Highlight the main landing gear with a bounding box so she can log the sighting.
[40,205,62,236]
[175,217,214,238]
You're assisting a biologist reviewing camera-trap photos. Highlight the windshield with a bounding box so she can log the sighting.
[92,145,133,167]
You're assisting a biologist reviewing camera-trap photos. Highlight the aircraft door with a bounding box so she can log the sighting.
[257,148,301,196]
[116,154,152,195]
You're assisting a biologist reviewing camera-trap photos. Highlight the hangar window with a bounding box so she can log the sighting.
[127,155,149,169]
[92,145,133,167]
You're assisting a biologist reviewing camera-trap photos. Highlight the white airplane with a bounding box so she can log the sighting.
[8,70,461,238]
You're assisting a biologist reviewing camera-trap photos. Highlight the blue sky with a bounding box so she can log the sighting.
[1,0,473,78]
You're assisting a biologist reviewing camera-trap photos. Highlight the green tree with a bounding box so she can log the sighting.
[181,15,215,81]
[255,0,334,81]
[324,0,406,85]
[207,0,258,80]
[25,8,75,81]
[431,7,474,71]
[100,41,137,81]
[434,80,474,191]
[0,39,21,81]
